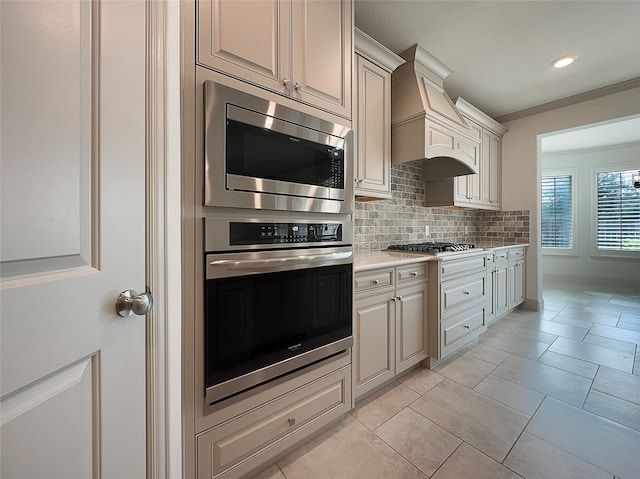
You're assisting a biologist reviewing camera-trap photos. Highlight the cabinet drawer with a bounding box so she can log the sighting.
[354,268,394,293]
[442,309,484,348]
[441,273,486,316]
[197,367,350,479]
[493,250,508,262]
[396,263,427,285]
[509,247,526,260]
[440,254,486,279]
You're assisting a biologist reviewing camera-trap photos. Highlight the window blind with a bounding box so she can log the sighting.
[597,170,640,251]
[541,175,573,248]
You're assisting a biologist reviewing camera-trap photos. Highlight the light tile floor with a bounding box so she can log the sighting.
[251,285,640,479]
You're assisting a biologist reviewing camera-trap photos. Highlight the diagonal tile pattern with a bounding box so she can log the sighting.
[250,285,639,479]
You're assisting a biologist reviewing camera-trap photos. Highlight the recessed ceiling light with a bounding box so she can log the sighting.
[551,55,577,69]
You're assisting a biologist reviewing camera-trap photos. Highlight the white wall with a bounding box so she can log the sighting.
[541,143,640,289]
[501,86,640,308]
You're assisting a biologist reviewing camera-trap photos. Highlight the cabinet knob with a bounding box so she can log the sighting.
[391,297,396,302]
[282,78,291,88]
[372,279,380,285]
[463,291,470,295]
[294,82,301,91]
[288,417,296,426]
[397,296,403,301]
[463,325,470,329]
[411,271,418,277]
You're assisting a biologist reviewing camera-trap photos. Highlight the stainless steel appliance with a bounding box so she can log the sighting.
[387,242,480,255]
[203,80,353,214]
[203,214,353,408]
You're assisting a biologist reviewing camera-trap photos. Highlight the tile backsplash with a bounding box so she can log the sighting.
[354,160,529,251]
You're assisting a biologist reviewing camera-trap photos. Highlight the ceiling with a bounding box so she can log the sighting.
[354,0,640,122]
[541,115,640,153]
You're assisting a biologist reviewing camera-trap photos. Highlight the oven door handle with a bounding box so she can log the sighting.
[208,251,353,275]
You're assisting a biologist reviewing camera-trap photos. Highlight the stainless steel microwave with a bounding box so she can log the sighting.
[203,81,353,214]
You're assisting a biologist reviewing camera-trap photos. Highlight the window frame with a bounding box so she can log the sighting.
[591,162,640,259]
[541,168,577,256]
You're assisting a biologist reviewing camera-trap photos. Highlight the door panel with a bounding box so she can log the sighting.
[0,358,94,479]
[0,1,146,477]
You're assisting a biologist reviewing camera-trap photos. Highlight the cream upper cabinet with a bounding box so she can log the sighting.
[453,120,482,205]
[483,129,502,207]
[456,98,507,210]
[424,99,506,210]
[198,0,352,118]
[353,29,403,200]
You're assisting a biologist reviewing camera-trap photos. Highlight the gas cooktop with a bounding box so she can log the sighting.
[387,242,478,254]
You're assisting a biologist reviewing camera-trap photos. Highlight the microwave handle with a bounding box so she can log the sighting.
[208,251,352,275]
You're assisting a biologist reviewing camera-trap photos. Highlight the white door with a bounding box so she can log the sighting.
[0,1,147,478]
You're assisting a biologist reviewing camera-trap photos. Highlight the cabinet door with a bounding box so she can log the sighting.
[198,0,290,94]
[353,292,395,398]
[291,0,352,117]
[494,263,509,317]
[483,130,501,208]
[454,136,480,203]
[454,174,469,203]
[508,261,517,307]
[354,55,391,198]
[395,283,428,374]
[510,259,525,308]
[485,270,496,325]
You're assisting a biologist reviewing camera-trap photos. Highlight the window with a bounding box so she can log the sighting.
[596,169,640,252]
[541,174,574,249]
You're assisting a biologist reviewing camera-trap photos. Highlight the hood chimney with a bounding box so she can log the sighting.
[391,44,479,178]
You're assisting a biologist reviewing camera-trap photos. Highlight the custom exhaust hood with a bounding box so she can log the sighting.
[391,44,479,179]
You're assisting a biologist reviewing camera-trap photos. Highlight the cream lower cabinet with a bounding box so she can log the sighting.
[198,0,352,118]
[508,247,526,309]
[491,250,510,321]
[353,263,428,399]
[486,246,526,326]
[196,357,351,479]
[428,254,487,361]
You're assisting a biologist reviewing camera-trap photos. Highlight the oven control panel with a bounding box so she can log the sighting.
[230,222,342,245]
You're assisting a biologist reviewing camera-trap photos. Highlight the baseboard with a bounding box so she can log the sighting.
[521,298,542,312]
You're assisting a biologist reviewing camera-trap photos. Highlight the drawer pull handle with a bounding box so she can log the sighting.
[411,271,418,276]
[463,325,470,329]
[372,279,380,285]
[288,417,296,427]
[463,291,470,295]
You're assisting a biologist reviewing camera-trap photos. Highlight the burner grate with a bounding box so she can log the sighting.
[387,242,476,253]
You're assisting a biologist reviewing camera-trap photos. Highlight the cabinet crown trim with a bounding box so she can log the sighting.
[455,97,508,136]
[355,28,404,73]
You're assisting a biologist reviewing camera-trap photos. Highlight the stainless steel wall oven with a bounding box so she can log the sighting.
[203,214,353,408]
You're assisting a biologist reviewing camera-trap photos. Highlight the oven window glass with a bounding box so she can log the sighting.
[204,263,352,391]
[226,119,344,189]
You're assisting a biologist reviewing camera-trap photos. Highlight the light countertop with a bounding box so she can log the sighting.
[354,243,529,272]
[354,250,437,272]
